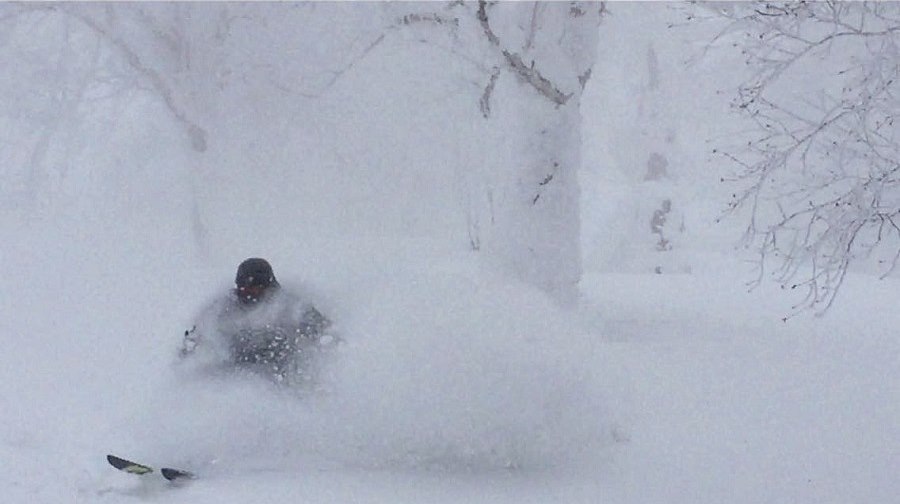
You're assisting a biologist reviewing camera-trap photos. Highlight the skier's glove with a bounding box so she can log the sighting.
[179,325,199,357]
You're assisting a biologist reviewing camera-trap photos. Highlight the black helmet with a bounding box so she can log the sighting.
[235,258,278,303]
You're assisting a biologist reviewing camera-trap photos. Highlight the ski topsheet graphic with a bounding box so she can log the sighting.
[106,454,195,481]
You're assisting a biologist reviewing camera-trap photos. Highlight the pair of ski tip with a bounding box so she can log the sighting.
[106,454,196,482]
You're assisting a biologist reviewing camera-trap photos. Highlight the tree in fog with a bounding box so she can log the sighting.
[391,1,602,304]
[0,2,602,304]
[700,1,900,313]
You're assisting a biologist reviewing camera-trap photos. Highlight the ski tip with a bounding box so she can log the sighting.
[106,454,131,469]
[107,454,194,481]
[106,454,153,475]
[161,467,196,481]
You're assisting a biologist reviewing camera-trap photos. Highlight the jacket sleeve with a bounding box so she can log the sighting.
[298,305,330,338]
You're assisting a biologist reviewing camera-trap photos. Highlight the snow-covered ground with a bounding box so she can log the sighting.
[2,3,899,503]
[5,229,899,503]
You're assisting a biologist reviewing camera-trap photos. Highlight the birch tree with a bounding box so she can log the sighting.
[1,2,603,304]
[471,1,602,305]
[391,1,603,304]
[0,3,374,253]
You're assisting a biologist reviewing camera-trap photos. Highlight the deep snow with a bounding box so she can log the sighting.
[6,229,900,504]
[2,3,899,503]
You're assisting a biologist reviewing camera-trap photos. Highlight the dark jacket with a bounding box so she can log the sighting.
[181,285,332,384]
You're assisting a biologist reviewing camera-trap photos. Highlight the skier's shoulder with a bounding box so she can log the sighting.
[272,282,330,323]
[269,282,313,307]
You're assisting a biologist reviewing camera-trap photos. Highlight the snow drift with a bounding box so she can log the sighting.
[117,252,609,477]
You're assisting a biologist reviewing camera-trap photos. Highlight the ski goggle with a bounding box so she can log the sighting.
[237,284,266,300]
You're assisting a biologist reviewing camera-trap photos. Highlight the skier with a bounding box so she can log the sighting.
[179,257,334,384]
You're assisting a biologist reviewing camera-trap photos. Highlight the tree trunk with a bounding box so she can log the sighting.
[469,1,601,305]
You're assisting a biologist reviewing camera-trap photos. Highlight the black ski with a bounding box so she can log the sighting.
[161,467,195,481]
[106,454,196,481]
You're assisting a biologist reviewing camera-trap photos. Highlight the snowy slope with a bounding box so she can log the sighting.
[6,236,899,504]
[2,3,899,504]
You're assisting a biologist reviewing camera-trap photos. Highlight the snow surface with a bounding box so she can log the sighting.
[2,3,899,503]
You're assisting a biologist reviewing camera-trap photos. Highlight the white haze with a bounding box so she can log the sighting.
[1,3,898,504]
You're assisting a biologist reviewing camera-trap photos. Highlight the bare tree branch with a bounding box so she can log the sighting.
[476,0,571,106]
[479,67,501,118]
[63,5,208,152]
[702,1,900,314]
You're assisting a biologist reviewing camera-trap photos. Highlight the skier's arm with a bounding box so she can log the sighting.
[299,305,346,347]
[296,305,327,336]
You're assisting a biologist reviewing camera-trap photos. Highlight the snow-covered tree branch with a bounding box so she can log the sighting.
[1,1,603,304]
[61,4,209,152]
[475,0,572,106]
[700,1,900,314]
[392,1,603,304]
